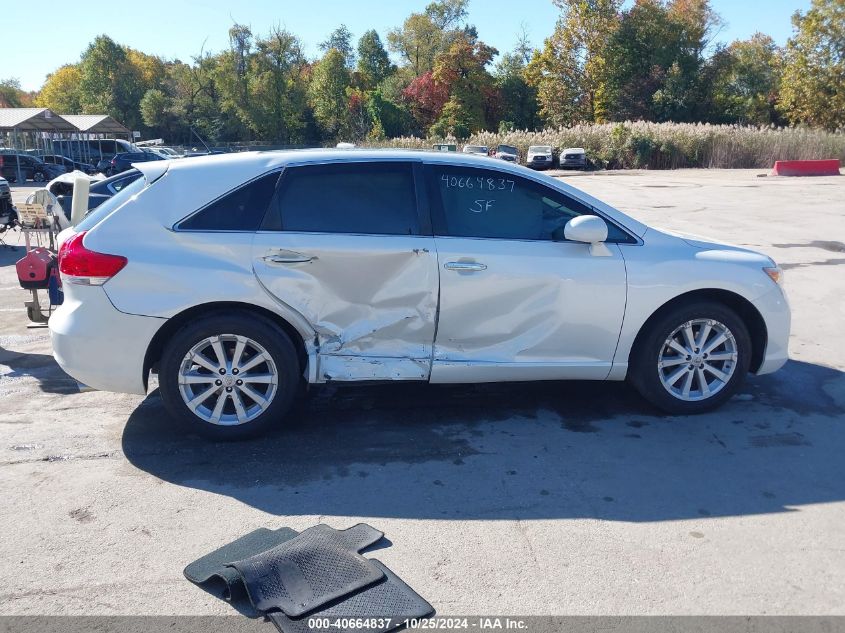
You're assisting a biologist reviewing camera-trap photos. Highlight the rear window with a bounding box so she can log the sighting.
[266,162,419,235]
[177,171,280,231]
[75,176,147,232]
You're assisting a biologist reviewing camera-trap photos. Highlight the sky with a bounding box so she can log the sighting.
[2,0,813,92]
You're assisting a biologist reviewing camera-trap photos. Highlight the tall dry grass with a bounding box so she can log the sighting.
[364,122,845,169]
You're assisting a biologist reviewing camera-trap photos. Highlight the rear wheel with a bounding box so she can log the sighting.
[159,313,300,440]
[629,301,751,414]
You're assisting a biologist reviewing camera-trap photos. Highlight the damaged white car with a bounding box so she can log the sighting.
[50,150,789,439]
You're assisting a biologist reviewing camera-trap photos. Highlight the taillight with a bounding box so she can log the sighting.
[58,231,127,286]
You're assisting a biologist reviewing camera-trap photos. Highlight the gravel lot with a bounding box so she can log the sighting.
[1,169,843,616]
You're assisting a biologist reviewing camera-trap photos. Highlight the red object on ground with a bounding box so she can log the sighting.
[771,159,841,177]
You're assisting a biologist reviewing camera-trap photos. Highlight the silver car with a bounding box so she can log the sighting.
[50,150,789,439]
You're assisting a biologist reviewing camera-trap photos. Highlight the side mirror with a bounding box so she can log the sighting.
[564,215,612,257]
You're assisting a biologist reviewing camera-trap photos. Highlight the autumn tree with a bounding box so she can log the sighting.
[526,0,621,126]
[779,0,845,130]
[35,66,82,112]
[0,79,34,108]
[430,35,499,137]
[387,0,470,75]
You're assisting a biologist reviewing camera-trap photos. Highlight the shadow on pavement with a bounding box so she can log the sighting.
[122,359,845,522]
[0,344,80,395]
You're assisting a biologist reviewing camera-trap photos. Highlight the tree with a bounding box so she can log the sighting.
[36,66,82,112]
[431,36,499,135]
[603,0,721,122]
[779,0,845,130]
[309,48,352,140]
[0,78,33,108]
[215,26,311,143]
[402,71,449,132]
[496,27,541,130]
[321,24,355,68]
[387,0,469,75]
[357,30,394,89]
[526,0,621,126]
[75,35,158,130]
[425,0,469,30]
[708,34,783,125]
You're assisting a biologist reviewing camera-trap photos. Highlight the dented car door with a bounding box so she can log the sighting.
[252,161,438,381]
[424,163,629,382]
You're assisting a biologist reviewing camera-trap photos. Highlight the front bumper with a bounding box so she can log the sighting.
[527,157,552,169]
[750,284,791,375]
[560,158,586,168]
[50,283,165,395]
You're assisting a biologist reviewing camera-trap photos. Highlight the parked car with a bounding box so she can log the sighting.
[0,154,64,183]
[107,151,166,175]
[493,144,519,163]
[146,147,183,159]
[50,150,790,440]
[462,145,488,156]
[526,145,554,170]
[560,147,587,170]
[0,176,16,237]
[41,154,96,175]
[54,169,142,220]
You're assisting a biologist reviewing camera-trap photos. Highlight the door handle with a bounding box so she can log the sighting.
[444,261,487,272]
[262,251,316,264]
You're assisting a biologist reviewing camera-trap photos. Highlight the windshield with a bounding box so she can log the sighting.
[529,146,552,153]
[464,146,486,152]
[76,175,146,232]
[498,145,518,154]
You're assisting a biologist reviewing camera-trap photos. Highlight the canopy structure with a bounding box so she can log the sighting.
[1,108,132,182]
[60,114,130,136]
[0,108,77,133]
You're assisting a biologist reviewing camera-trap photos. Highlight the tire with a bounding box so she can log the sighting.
[33,171,46,182]
[159,312,301,440]
[628,301,751,414]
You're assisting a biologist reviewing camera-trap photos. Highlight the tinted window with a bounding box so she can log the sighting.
[178,172,280,231]
[269,162,418,235]
[426,165,634,243]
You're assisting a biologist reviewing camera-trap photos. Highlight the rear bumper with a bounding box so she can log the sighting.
[49,284,164,395]
[750,284,791,375]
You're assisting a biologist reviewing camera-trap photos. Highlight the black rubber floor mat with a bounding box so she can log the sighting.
[184,527,299,601]
[227,523,385,617]
[268,560,434,633]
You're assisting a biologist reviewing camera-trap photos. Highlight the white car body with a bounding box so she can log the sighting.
[526,145,553,169]
[50,150,789,434]
[462,145,488,156]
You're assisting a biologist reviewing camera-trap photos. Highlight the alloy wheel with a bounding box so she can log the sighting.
[177,334,279,426]
[657,318,738,402]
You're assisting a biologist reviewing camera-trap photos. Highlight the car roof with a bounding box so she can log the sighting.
[133,148,647,237]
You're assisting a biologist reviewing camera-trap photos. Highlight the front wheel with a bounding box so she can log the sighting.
[159,312,301,440]
[628,302,751,414]
[33,170,46,182]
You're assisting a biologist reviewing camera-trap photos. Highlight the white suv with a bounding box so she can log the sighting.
[50,150,789,439]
